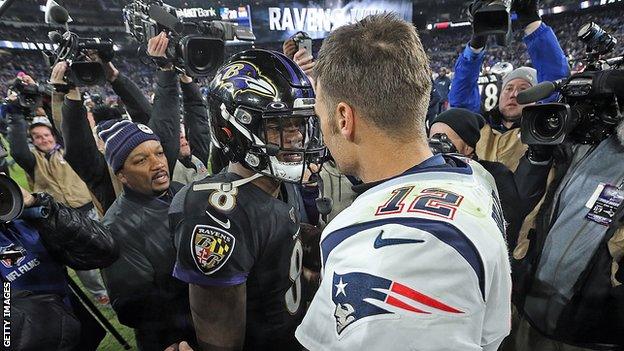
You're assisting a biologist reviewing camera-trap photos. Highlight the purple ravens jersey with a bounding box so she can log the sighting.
[170,172,305,350]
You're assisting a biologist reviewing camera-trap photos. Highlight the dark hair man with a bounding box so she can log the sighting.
[296,14,511,351]
[170,49,325,350]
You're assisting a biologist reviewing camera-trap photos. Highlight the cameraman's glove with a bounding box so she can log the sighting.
[527,143,554,164]
[512,0,541,29]
[468,0,489,49]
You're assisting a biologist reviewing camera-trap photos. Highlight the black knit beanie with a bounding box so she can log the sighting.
[432,108,486,148]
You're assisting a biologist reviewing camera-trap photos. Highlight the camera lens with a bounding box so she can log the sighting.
[531,109,565,141]
[0,175,24,222]
[183,37,224,76]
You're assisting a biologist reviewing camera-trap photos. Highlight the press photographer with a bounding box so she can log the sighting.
[449,0,570,171]
[0,172,118,351]
[509,21,624,351]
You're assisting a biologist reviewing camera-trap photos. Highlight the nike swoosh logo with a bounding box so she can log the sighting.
[206,210,231,229]
[374,230,424,249]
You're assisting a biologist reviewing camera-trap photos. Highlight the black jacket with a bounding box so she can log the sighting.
[111,73,152,125]
[3,192,118,351]
[181,81,211,165]
[478,155,550,250]
[62,70,181,212]
[101,183,196,350]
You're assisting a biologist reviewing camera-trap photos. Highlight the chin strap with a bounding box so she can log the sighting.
[313,173,333,224]
[192,173,264,193]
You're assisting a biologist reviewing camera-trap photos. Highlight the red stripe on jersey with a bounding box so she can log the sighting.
[386,296,430,314]
[390,282,464,314]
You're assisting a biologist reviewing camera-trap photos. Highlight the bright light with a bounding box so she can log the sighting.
[426,24,432,30]
[580,1,590,9]
[552,6,564,14]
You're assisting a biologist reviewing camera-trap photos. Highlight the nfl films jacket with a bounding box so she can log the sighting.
[448,22,569,171]
[1,192,118,351]
[62,70,181,212]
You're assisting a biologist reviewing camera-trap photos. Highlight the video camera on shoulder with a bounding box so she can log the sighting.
[123,0,255,76]
[43,5,114,87]
[518,22,623,145]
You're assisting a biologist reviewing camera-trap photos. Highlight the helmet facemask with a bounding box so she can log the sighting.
[214,102,326,184]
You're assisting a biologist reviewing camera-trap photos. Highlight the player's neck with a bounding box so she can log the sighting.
[228,162,281,197]
[356,140,434,184]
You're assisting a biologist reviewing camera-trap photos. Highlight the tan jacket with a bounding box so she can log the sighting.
[476,124,528,172]
[31,148,93,208]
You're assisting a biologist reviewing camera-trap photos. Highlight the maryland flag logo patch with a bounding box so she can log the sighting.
[191,225,235,275]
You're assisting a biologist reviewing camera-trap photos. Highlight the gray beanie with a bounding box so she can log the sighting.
[502,67,537,88]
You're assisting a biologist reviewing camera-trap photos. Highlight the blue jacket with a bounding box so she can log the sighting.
[448,23,570,115]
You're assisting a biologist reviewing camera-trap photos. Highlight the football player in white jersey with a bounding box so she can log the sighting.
[295,13,512,351]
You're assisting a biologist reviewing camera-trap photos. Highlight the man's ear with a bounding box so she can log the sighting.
[336,102,356,142]
[116,170,128,186]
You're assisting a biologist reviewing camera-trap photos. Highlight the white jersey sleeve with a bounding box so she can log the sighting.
[296,158,511,351]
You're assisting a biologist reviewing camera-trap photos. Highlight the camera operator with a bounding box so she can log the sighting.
[429,108,551,248]
[449,0,569,171]
[508,91,624,348]
[0,174,118,350]
[59,33,211,213]
[4,73,111,306]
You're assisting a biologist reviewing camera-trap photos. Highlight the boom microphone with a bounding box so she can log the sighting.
[517,81,559,104]
[49,5,69,24]
[148,4,184,34]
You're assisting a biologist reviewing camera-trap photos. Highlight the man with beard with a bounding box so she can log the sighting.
[169,49,325,351]
[449,0,569,171]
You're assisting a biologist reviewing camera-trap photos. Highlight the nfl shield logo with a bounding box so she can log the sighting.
[191,225,235,275]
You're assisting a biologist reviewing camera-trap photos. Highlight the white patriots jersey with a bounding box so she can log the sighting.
[296,157,511,351]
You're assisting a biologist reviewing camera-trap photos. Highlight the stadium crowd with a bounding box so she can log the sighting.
[1,0,624,350]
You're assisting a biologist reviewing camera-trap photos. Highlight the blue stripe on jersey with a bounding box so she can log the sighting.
[173,263,248,287]
[321,217,486,300]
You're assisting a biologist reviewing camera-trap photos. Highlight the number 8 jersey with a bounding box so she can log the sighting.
[170,172,305,350]
[296,155,512,351]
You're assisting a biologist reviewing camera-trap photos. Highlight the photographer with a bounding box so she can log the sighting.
[429,108,551,248]
[509,93,624,348]
[4,73,111,306]
[0,174,118,351]
[448,0,569,171]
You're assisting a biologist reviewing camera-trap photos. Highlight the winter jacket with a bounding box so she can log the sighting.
[1,192,118,351]
[513,137,624,348]
[448,23,569,171]
[101,183,196,350]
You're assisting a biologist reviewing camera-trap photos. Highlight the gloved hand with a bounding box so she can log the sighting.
[527,143,554,163]
[512,0,541,29]
[468,0,490,49]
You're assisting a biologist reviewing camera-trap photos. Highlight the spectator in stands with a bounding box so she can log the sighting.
[429,108,551,248]
[172,124,209,184]
[448,0,569,171]
[433,67,452,113]
[5,73,111,306]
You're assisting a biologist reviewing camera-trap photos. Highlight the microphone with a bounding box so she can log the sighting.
[48,30,63,44]
[517,80,563,104]
[49,5,69,24]
[148,4,184,34]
